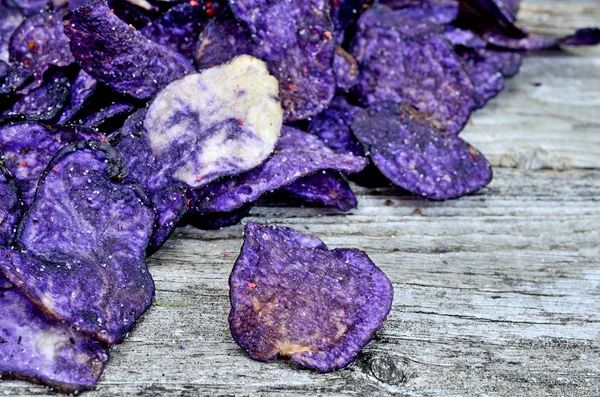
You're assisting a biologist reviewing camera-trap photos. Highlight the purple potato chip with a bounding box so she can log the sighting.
[5,141,155,343]
[333,46,358,93]
[185,203,252,230]
[0,64,31,95]
[353,3,442,36]
[0,60,8,79]
[79,102,135,129]
[3,69,69,120]
[330,0,366,45]
[188,126,367,213]
[63,0,193,100]
[229,222,393,371]
[352,5,474,134]
[460,0,524,36]
[381,0,459,24]
[0,3,25,63]
[140,3,208,59]
[485,28,600,51]
[307,96,365,157]
[0,162,21,246]
[0,273,11,288]
[443,26,486,48]
[114,109,186,253]
[493,0,520,22]
[57,69,97,125]
[12,0,49,14]
[231,0,336,122]
[8,11,74,94]
[0,286,109,393]
[0,120,105,206]
[281,170,357,212]
[144,55,283,188]
[194,14,253,70]
[459,48,521,108]
[351,101,492,200]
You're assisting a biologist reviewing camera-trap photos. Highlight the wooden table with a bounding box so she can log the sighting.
[2,1,599,395]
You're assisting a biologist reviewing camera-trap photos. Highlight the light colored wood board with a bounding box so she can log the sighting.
[518,1,600,38]
[2,168,599,397]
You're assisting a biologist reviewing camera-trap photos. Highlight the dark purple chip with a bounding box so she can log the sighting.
[0,2,25,63]
[0,286,109,393]
[0,273,11,288]
[194,14,253,70]
[281,170,357,212]
[307,96,365,157]
[443,26,486,48]
[8,11,74,94]
[79,102,135,129]
[0,60,8,79]
[352,5,475,134]
[493,0,520,22]
[0,161,21,247]
[188,126,368,213]
[0,119,105,206]
[333,46,358,93]
[229,222,393,372]
[351,101,492,200]
[0,64,31,96]
[380,0,459,24]
[352,3,442,36]
[12,0,49,15]
[140,3,208,59]
[113,109,187,253]
[185,203,252,230]
[3,69,69,120]
[330,0,366,45]
[63,0,193,100]
[3,142,155,344]
[459,48,521,108]
[57,69,97,125]
[231,0,336,122]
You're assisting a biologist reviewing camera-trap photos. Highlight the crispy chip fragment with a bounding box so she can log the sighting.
[188,126,367,213]
[2,142,155,343]
[144,55,283,188]
[57,69,97,125]
[351,101,492,200]
[0,286,109,393]
[63,0,193,100]
[281,170,357,212]
[229,222,393,372]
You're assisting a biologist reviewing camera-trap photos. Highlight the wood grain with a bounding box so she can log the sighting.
[1,1,599,396]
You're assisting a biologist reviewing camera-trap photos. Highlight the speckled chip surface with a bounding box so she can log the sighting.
[229,222,393,372]
[0,286,109,393]
[351,101,492,200]
[3,142,155,344]
[144,54,283,188]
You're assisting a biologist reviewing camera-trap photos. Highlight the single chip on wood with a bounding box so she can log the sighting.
[229,222,393,372]
[351,101,492,200]
[144,54,283,188]
[2,142,155,344]
[0,286,109,393]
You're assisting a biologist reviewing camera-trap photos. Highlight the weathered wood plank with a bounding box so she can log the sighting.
[1,169,599,396]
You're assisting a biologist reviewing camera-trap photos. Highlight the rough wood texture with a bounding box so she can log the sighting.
[1,1,599,396]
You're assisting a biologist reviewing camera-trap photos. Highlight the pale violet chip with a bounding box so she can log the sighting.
[144,54,283,188]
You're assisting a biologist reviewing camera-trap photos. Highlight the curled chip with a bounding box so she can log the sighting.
[229,222,393,372]
[63,0,193,100]
[459,48,521,108]
[4,69,70,120]
[0,286,109,393]
[0,120,104,206]
[231,0,335,122]
[57,69,97,125]
[351,101,492,200]
[3,142,155,343]
[308,96,365,157]
[144,54,283,188]
[352,5,474,134]
[485,28,600,51]
[79,102,135,129]
[8,11,74,94]
[188,126,367,213]
[281,170,357,212]
[114,109,186,253]
[194,14,253,70]
[381,0,459,24]
[0,161,20,247]
[140,3,208,58]
[333,47,358,93]
[185,203,252,230]
[0,3,24,63]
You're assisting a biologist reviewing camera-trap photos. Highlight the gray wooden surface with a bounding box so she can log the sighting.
[2,1,599,396]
